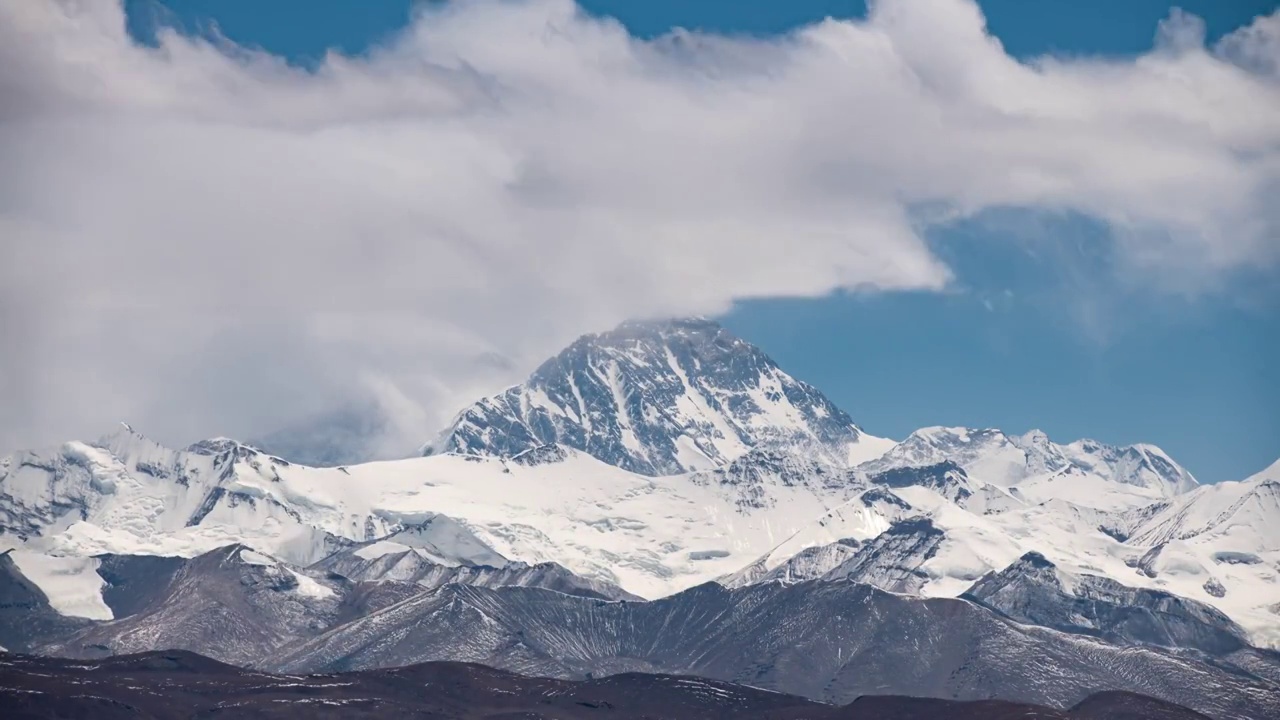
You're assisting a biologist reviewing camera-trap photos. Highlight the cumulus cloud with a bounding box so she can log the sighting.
[0,0,1277,456]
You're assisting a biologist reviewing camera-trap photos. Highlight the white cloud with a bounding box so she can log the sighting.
[0,0,1276,455]
[1216,7,1280,79]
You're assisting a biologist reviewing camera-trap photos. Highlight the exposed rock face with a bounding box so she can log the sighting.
[721,517,950,593]
[42,545,347,667]
[964,552,1250,655]
[271,580,1279,720]
[3,534,642,663]
[93,554,188,619]
[312,546,639,602]
[719,540,863,588]
[820,518,946,593]
[424,318,879,475]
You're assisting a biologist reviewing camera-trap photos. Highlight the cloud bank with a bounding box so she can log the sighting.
[0,0,1277,457]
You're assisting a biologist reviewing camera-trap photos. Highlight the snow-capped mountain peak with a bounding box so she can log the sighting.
[1018,429,1052,447]
[1245,457,1280,484]
[858,426,1051,485]
[1129,462,1280,552]
[856,425,1196,502]
[96,422,164,455]
[1059,439,1198,497]
[423,318,890,475]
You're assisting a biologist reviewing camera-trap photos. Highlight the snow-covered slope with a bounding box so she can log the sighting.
[310,523,640,601]
[339,515,511,569]
[856,427,1197,504]
[423,318,893,475]
[1,427,890,599]
[1246,458,1280,484]
[0,550,92,652]
[1129,473,1279,551]
[0,425,368,567]
[708,454,1279,648]
[1113,463,1280,647]
[717,487,914,587]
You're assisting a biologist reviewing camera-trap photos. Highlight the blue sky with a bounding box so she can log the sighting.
[116,0,1279,482]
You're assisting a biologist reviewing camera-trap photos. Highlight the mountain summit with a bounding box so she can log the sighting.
[423,318,890,475]
[857,425,1197,499]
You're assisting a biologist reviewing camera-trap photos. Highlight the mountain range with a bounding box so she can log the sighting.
[1,318,1277,717]
[2,542,1275,719]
